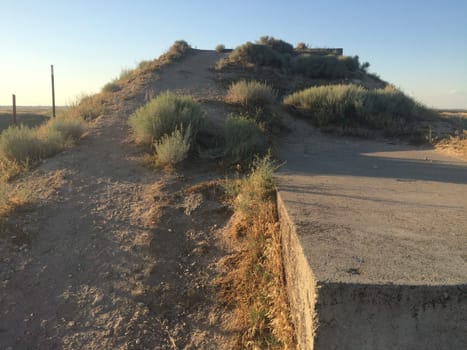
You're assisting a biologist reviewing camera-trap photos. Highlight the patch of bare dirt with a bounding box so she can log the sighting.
[0,50,240,349]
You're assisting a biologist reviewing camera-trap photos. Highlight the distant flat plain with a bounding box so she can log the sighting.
[0,106,65,132]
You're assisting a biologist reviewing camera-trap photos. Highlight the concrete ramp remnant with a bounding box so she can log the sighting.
[277,125,467,350]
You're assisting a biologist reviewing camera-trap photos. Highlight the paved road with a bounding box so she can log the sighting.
[277,117,467,285]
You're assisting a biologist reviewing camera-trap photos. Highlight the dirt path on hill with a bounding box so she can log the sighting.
[0,51,237,349]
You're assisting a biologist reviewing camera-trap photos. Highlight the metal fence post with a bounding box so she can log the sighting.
[12,94,17,126]
[51,65,56,118]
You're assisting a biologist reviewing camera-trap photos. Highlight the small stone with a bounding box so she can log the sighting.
[67,321,75,328]
[135,339,141,345]
[93,293,104,305]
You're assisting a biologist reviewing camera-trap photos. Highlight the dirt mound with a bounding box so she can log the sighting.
[0,50,237,349]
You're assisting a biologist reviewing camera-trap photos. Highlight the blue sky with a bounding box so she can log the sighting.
[1,0,466,109]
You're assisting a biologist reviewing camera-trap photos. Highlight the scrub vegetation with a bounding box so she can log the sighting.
[284,84,434,136]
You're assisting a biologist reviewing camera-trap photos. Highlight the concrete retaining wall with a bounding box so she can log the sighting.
[277,192,467,350]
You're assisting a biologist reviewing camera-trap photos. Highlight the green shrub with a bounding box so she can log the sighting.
[39,115,85,158]
[128,91,205,145]
[40,128,66,158]
[361,86,427,130]
[216,44,226,52]
[160,40,192,63]
[43,115,85,141]
[224,116,268,163]
[256,36,294,54]
[292,55,360,79]
[284,84,364,126]
[284,84,431,133]
[226,80,277,108]
[155,125,191,167]
[0,125,43,163]
[216,37,373,85]
[222,42,288,69]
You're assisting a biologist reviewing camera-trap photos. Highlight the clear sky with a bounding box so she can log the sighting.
[1,0,466,109]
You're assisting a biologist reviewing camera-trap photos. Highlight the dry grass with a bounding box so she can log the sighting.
[0,159,24,181]
[41,114,85,141]
[218,156,296,349]
[68,94,106,120]
[436,130,467,159]
[226,80,277,108]
[0,181,33,218]
[154,125,191,168]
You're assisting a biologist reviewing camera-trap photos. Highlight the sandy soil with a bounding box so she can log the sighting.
[0,51,238,349]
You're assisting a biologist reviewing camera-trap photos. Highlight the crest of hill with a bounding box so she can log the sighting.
[76,38,443,144]
[214,36,386,95]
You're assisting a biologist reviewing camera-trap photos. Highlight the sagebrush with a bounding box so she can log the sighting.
[223,116,268,164]
[154,125,191,167]
[217,37,371,81]
[284,84,432,134]
[292,54,361,79]
[68,94,105,120]
[129,91,205,145]
[226,80,277,108]
[0,115,85,167]
[0,126,43,163]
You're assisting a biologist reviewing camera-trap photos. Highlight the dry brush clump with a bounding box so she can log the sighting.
[218,155,296,349]
[68,94,106,121]
[154,125,191,168]
[129,91,205,146]
[0,125,43,164]
[226,80,277,109]
[216,36,370,81]
[0,114,85,177]
[38,115,86,157]
[223,116,269,165]
[217,41,288,70]
[215,44,226,52]
[292,54,362,79]
[225,80,282,133]
[137,40,192,73]
[436,130,467,159]
[0,181,32,219]
[284,84,433,135]
[0,113,84,217]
